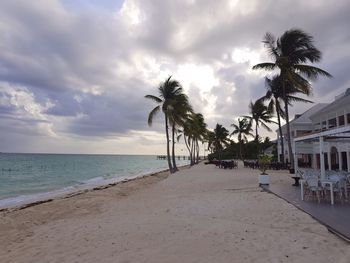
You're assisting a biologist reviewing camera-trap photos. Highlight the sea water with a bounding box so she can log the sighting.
[0,153,189,209]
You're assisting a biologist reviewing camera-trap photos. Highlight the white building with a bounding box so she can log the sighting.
[277,88,350,177]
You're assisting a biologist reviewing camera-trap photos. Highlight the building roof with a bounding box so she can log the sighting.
[309,88,350,119]
[278,103,328,131]
[290,103,329,124]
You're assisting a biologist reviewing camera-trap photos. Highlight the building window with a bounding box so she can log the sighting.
[314,123,321,132]
[347,113,350,124]
[322,121,327,130]
[339,115,345,126]
[296,130,312,136]
[328,118,336,129]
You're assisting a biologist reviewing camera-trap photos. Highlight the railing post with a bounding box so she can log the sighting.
[293,140,298,175]
[320,136,326,180]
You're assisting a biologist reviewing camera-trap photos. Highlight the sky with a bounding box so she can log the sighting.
[0,0,350,155]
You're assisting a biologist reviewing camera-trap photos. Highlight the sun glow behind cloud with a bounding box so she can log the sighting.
[0,0,348,154]
[176,64,218,115]
[231,48,261,65]
[177,64,218,94]
[119,0,143,26]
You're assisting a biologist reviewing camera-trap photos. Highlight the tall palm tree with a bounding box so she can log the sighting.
[183,113,207,165]
[206,130,216,154]
[145,76,183,173]
[231,118,254,160]
[192,113,207,164]
[259,75,312,164]
[242,99,276,142]
[182,117,195,165]
[168,93,193,171]
[252,28,332,167]
[213,124,230,162]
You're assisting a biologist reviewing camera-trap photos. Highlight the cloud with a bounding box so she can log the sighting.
[0,0,350,153]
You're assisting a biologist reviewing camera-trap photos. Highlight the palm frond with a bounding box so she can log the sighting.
[241,115,253,125]
[287,95,313,104]
[294,64,332,80]
[276,101,286,119]
[230,130,239,136]
[230,123,239,129]
[145,95,162,103]
[286,72,312,95]
[262,32,279,58]
[257,95,268,103]
[252,63,277,71]
[147,106,160,126]
[177,134,182,142]
[259,121,272,132]
[267,99,275,114]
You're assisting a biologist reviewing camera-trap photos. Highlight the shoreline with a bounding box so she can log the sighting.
[1,162,349,262]
[0,164,190,212]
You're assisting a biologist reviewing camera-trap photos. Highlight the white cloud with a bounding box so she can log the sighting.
[231,47,261,65]
[0,0,349,153]
[0,82,56,137]
[119,0,144,26]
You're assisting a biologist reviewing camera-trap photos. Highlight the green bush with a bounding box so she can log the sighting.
[258,154,271,174]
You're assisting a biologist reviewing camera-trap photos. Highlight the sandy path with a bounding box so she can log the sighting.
[0,163,349,263]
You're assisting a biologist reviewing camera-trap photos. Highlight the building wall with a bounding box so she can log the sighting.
[277,91,350,169]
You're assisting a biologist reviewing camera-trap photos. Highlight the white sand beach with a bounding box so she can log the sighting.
[0,163,349,263]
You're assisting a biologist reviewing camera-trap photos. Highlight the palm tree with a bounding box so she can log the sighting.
[243,99,276,142]
[206,130,216,154]
[145,76,184,173]
[192,113,207,164]
[213,124,230,162]
[252,28,332,167]
[259,75,312,164]
[231,118,253,160]
[182,117,194,165]
[183,113,207,165]
[168,93,193,171]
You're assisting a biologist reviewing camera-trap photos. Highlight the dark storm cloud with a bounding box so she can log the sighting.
[0,0,129,93]
[132,1,350,63]
[44,91,82,117]
[0,0,149,139]
[1,0,350,152]
[66,90,151,136]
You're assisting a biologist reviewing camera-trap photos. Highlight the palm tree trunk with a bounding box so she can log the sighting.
[255,122,260,157]
[190,140,195,166]
[171,125,178,172]
[196,139,199,163]
[193,139,197,164]
[275,104,285,164]
[282,80,294,169]
[239,140,243,160]
[184,136,191,162]
[165,114,173,173]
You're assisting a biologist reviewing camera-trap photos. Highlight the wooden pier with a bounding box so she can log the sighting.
[157,155,190,160]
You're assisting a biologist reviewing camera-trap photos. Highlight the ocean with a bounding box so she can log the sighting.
[0,153,189,209]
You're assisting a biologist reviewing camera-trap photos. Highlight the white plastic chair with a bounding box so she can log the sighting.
[305,177,323,203]
[324,175,347,201]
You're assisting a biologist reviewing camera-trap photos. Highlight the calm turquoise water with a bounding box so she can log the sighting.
[0,153,189,208]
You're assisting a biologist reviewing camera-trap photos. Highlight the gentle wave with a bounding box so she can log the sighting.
[0,165,172,210]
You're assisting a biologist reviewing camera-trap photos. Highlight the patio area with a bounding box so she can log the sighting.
[261,170,350,242]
